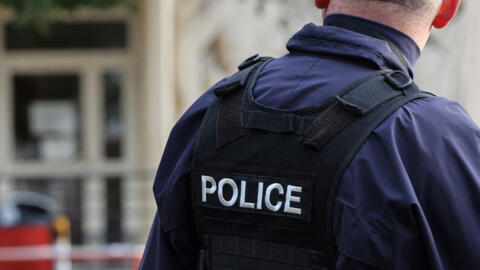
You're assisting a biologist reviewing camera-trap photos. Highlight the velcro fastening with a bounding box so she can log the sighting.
[336,73,403,116]
[213,66,256,97]
[215,59,271,148]
[303,70,413,150]
[213,81,242,97]
[238,53,261,70]
[243,111,313,135]
[216,88,245,148]
[303,102,358,150]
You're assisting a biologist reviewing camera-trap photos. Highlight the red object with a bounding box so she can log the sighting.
[433,0,461,28]
[0,225,53,270]
[315,0,329,9]
[132,255,142,270]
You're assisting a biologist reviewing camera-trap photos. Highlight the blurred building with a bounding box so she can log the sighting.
[0,0,478,255]
[0,0,175,247]
[176,0,480,124]
[415,0,480,123]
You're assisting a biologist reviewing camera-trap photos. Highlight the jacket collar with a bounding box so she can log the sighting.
[286,14,421,77]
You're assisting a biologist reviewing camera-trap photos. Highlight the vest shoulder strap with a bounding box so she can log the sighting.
[316,76,433,267]
[303,70,423,150]
[212,56,274,148]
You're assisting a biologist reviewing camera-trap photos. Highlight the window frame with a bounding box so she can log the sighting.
[0,14,139,244]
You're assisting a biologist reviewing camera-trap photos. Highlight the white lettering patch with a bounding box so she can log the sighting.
[194,171,312,220]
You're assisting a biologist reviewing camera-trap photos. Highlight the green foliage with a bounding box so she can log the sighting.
[0,0,135,33]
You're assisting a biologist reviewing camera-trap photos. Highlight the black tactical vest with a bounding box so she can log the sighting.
[191,55,432,270]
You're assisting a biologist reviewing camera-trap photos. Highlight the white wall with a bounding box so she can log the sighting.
[175,0,322,113]
[415,0,480,124]
[175,0,480,125]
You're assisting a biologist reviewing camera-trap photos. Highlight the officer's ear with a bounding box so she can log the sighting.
[314,0,330,9]
[432,0,461,29]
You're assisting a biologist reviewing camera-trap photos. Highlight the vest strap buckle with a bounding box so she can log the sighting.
[213,61,259,97]
[238,53,261,70]
[384,70,412,89]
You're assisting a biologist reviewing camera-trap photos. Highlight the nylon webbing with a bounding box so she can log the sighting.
[216,88,245,148]
[323,88,434,266]
[303,71,409,150]
[205,235,328,270]
[213,66,257,98]
[337,74,405,115]
[303,102,358,150]
[215,64,261,148]
[243,110,315,135]
[215,59,273,148]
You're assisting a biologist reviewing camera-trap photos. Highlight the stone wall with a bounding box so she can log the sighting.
[175,0,480,124]
[175,0,322,110]
[415,0,480,124]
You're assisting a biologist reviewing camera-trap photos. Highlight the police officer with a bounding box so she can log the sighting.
[140,0,480,269]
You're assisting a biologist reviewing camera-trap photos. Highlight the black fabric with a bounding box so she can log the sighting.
[213,82,242,97]
[243,110,316,135]
[216,88,245,148]
[191,170,314,221]
[336,71,403,115]
[214,62,270,148]
[238,54,262,70]
[303,70,412,150]
[303,102,358,150]
[192,56,433,270]
[204,235,328,270]
[213,67,256,97]
[384,70,413,89]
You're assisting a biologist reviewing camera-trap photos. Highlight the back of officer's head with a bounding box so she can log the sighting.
[367,0,440,10]
[335,0,442,17]
[319,0,461,49]
[365,0,442,15]
[323,0,448,29]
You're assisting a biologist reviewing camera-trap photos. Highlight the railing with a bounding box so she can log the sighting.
[0,243,144,270]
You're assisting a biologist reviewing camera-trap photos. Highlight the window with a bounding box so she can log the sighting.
[5,22,127,50]
[13,74,82,161]
[103,71,124,160]
[106,176,123,243]
[0,16,147,246]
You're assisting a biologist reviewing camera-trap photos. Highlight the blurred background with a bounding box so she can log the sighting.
[0,0,478,269]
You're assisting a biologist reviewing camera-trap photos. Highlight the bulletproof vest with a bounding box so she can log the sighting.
[191,54,433,270]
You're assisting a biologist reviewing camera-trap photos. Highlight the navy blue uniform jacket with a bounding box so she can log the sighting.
[140,14,480,270]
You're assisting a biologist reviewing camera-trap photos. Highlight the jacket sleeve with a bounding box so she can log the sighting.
[333,96,480,270]
[404,98,480,269]
[139,212,186,270]
[140,81,223,270]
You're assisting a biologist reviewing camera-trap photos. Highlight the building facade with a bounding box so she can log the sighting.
[0,0,175,246]
[176,0,480,124]
[0,0,477,250]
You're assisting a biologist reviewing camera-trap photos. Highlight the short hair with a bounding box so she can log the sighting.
[368,0,439,10]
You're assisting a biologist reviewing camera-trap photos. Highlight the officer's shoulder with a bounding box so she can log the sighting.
[384,95,480,141]
[405,96,475,126]
[171,78,227,128]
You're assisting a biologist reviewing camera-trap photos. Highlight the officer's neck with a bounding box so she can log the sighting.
[324,5,433,51]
